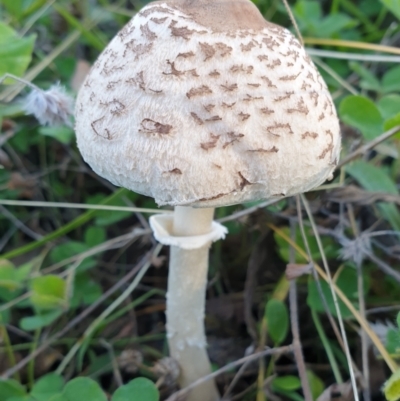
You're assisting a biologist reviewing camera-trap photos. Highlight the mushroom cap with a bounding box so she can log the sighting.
[75,0,341,207]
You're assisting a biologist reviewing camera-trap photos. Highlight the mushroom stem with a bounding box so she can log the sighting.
[167,206,220,401]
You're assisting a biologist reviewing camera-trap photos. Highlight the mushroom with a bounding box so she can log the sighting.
[74,1,341,400]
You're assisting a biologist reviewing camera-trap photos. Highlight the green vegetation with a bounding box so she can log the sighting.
[1,0,400,400]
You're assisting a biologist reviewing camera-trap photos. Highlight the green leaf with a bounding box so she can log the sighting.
[294,1,322,31]
[14,259,35,282]
[271,376,301,392]
[47,395,68,401]
[31,374,64,401]
[38,127,74,145]
[63,378,107,401]
[378,95,400,119]
[349,62,381,92]
[8,397,35,401]
[318,13,357,36]
[339,95,384,140]
[49,241,89,263]
[0,380,27,400]
[265,299,289,345]
[1,0,46,18]
[49,241,95,272]
[346,161,400,230]
[19,310,63,331]
[0,22,35,82]
[381,0,400,20]
[387,329,400,354]
[70,273,102,307]
[1,0,26,18]
[384,113,400,132]
[84,227,106,247]
[0,259,21,290]
[30,275,67,310]
[397,312,400,330]
[89,194,131,227]
[384,369,400,401]
[307,370,325,400]
[112,378,159,401]
[274,227,337,264]
[382,65,400,94]
[307,267,365,318]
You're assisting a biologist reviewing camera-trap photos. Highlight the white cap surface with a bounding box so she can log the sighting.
[75,0,341,207]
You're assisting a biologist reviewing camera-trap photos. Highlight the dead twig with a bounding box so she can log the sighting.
[337,125,400,169]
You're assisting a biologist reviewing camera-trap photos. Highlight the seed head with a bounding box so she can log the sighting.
[23,84,74,127]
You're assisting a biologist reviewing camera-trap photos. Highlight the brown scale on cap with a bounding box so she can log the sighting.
[163,60,185,76]
[140,22,157,40]
[238,112,250,121]
[279,72,301,81]
[151,16,169,24]
[126,71,145,90]
[139,5,174,17]
[230,64,253,74]
[203,104,215,112]
[124,42,153,59]
[118,24,135,40]
[287,99,309,115]
[199,42,215,60]
[205,115,222,122]
[266,123,293,136]
[221,83,238,92]
[243,94,263,101]
[247,146,279,153]
[262,36,279,51]
[302,132,318,139]
[241,41,257,52]
[167,168,183,174]
[306,71,316,82]
[163,60,200,77]
[191,112,204,125]
[169,22,196,40]
[126,71,163,93]
[222,131,244,149]
[260,107,275,115]
[106,80,121,90]
[100,62,126,76]
[215,43,232,56]
[318,130,334,160]
[274,92,294,102]
[261,76,277,88]
[187,85,213,98]
[281,49,300,62]
[266,59,281,69]
[301,80,312,90]
[309,91,319,106]
[208,70,220,77]
[238,172,252,190]
[139,119,173,135]
[200,133,220,150]
[100,99,126,116]
[177,51,195,58]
